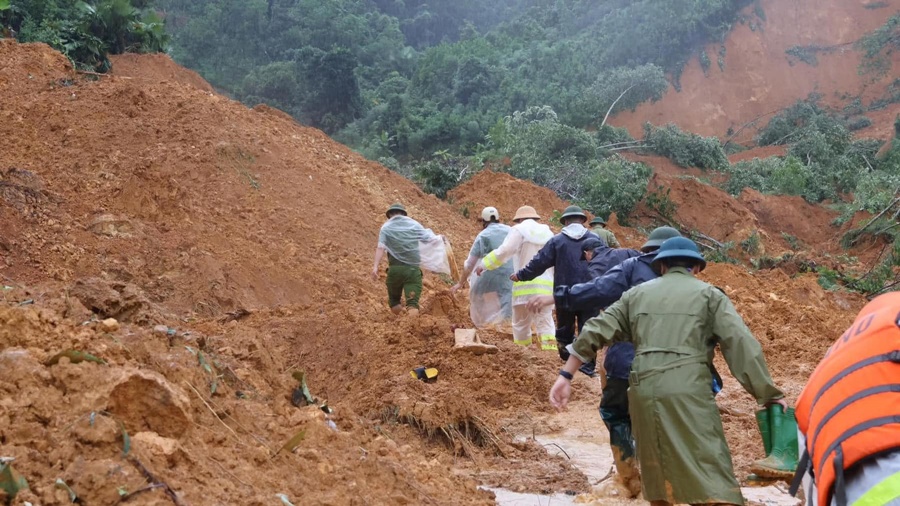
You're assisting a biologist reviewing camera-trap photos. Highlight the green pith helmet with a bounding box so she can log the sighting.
[641,226,681,252]
[560,205,587,222]
[590,216,607,226]
[386,203,407,217]
[651,237,707,272]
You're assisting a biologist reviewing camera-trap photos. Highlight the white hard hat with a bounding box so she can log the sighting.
[481,206,500,222]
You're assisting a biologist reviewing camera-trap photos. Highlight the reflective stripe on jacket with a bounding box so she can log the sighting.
[481,219,553,305]
[794,292,900,506]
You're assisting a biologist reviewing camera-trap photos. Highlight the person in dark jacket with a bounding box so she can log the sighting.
[528,226,682,498]
[513,205,599,376]
[582,237,641,279]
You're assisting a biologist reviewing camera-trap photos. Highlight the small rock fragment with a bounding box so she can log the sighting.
[101,318,120,332]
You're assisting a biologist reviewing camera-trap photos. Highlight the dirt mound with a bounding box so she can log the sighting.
[611,0,900,143]
[448,170,570,225]
[110,53,215,93]
[737,188,839,250]
[0,39,876,504]
[0,40,589,503]
[0,40,71,95]
[635,172,761,246]
[629,162,884,264]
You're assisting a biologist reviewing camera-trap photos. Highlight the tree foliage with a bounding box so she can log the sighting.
[643,123,729,171]
[159,0,753,155]
[2,0,167,70]
[857,14,900,77]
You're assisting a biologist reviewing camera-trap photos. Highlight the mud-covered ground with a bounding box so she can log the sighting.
[0,37,875,505]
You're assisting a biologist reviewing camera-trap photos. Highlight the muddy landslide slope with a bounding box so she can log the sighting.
[0,38,872,506]
[0,39,595,505]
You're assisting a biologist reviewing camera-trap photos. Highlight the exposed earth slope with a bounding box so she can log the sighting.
[0,39,873,505]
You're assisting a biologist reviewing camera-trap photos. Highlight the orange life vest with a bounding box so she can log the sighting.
[793,292,900,506]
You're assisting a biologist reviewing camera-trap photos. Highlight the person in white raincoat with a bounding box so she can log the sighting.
[451,206,513,328]
[475,205,556,351]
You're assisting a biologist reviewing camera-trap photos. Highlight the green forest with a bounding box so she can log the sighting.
[2,1,899,285]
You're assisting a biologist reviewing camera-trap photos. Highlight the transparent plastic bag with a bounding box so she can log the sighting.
[379,216,451,274]
[468,268,512,328]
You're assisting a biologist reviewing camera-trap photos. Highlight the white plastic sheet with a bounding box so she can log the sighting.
[379,216,451,274]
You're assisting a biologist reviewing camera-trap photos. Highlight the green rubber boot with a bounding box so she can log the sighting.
[757,408,772,455]
[750,406,799,479]
[746,408,775,484]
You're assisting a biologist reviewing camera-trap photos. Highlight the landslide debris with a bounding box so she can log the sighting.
[0,38,873,505]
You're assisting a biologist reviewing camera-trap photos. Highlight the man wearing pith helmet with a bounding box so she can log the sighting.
[590,216,620,248]
[550,237,786,506]
[371,203,429,315]
[475,205,557,351]
[513,205,601,376]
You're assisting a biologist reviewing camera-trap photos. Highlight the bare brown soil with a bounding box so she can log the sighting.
[109,53,216,93]
[612,0,900,144]
[0,38,874,506]
[448,170,571,227]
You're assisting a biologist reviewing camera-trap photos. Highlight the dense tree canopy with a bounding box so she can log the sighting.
[154,0,752,148]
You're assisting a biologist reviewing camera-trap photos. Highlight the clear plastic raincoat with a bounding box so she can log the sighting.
[464,223,513,327]
[378,215,450,274]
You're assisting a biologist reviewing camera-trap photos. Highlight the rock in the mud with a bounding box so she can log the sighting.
[87,213,134,237]
[69,278,150,323]
[106,370,192,438]
[100,318,119,332]
[132,431,180,457]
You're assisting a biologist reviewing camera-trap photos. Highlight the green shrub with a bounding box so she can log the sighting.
[9,0,168,71]
[596,124,634,147]
[740,230,761,255]
[643,123,728,171]
[858,14,900,77]
[579,156,652,222]
[411,158,470,198]
[770,156,812,196]
[847,116,873,131]
[699,50,711,75]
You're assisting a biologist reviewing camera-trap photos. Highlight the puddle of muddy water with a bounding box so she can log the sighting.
[489,394,800,506]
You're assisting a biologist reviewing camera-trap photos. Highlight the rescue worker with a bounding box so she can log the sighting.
[529,226,681,497]
[514,205,600,376]
[451,206,513,327]
[474,205,556,351]
[371,203,437,316]
[590,216,620,248]
[791,291,900,506]
[550,237,786,506]
[582,237,641,279]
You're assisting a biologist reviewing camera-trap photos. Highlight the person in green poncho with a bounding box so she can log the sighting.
[590,216,620,248]
[549,237,786,506]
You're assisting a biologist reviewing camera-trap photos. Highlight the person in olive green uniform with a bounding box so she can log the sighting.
[590,216,620,248]
[550,237,786,506]
[371,203,425,315]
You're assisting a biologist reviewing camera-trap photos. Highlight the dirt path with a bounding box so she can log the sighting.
[492,378,800,506]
